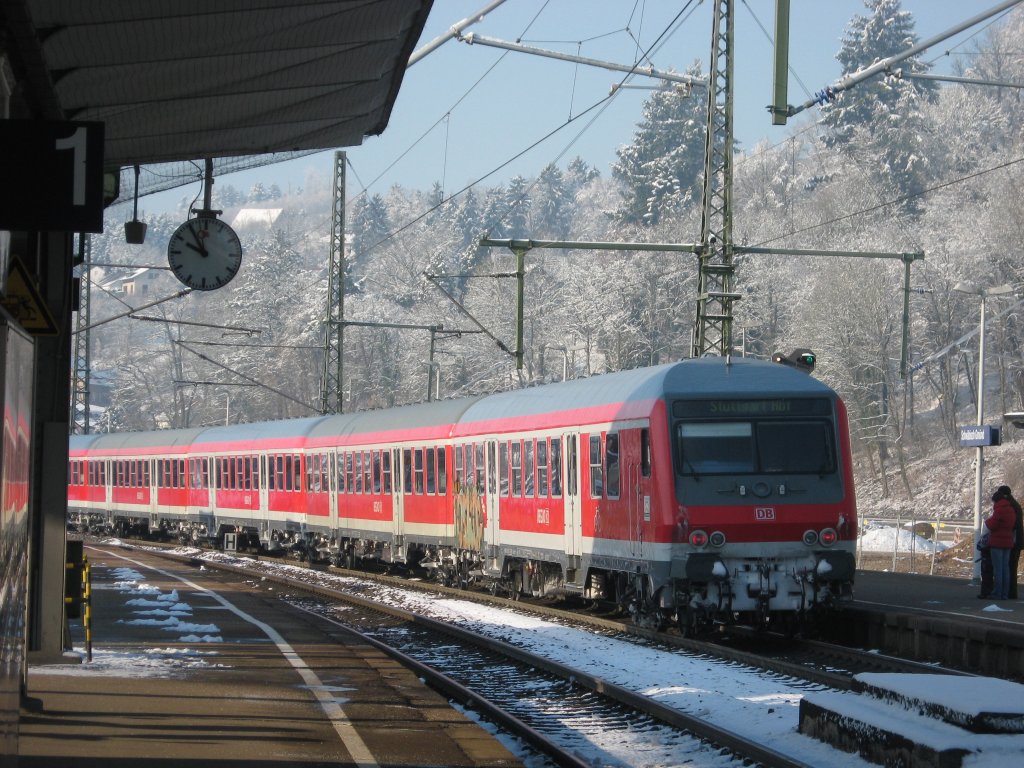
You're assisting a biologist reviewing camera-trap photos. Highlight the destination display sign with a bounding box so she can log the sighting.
[673,398,831,419]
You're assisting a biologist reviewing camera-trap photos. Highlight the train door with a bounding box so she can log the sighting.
[391,448,404,541]
[328,449,338,525]
[104,458,112,508]
[562,433,582,559]
[148,458,157,517]
[258,454,269,513]
[623,430,647,559]
[485,441,500,565]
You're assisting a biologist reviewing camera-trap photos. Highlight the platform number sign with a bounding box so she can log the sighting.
[0,121,105,233]
[223,532,237,552]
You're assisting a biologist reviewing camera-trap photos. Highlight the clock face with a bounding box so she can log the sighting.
[167,216,243,291]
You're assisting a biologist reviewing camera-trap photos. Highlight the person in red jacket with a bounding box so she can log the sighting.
[999,485,1024,600]
[985,487,1017,600]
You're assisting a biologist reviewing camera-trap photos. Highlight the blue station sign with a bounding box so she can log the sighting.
[959,425,1001,447]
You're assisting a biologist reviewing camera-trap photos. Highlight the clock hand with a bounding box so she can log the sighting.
[186,222,209,257]
[185,242,208,257]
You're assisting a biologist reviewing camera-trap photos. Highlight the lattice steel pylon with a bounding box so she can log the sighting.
[70,234,92,434]
[319,151,346,414]
[691,0,738,359]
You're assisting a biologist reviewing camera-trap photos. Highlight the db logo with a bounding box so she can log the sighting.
[755,507,776,521]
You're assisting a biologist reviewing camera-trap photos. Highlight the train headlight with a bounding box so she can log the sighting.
[802,529,819,546]
[708,531,726,547]
[819,527,838,546]
[689,530,709,547]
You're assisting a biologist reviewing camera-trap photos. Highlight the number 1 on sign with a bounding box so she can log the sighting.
[55,126,87,206]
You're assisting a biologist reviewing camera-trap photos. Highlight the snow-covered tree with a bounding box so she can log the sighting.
[612,65,707,225]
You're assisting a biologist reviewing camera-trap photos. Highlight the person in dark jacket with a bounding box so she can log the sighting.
[985,487,1017,600]
[998,485,1024,600]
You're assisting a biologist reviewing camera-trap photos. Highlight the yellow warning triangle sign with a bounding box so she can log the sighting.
[2,255,58,335]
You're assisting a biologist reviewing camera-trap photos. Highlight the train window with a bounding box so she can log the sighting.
[641,428,651,478]
[382,450,392,493]
[474,444,484,494]
[455,444,464,488]
[537,439,549,497]
[277,455,286,490]
[551,438,562,497]
[404,449,413,493]
[345,452,354,493]
[251,457,260,490]
[354,452,363,494]
[306,455,317,492]
[605,433,620,498]
[589,435,603,498]
[414,448,425,494]
[524,440,535,497]
[267,456,276,490]
[511,441,522,497]
[499,442,509,497]
[487,443,497,495]
[336,454,346,493]
[757,421,835,474]
[438,447,448,495]
[678,423,754,474]
[425,448,436,494]
[293,455,302,491]
[363,450,373,493]
[372,451,381,493]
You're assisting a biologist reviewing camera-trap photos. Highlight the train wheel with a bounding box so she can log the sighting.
[677,606,698,638]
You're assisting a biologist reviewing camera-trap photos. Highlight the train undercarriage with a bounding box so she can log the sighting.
[73,510,853,637]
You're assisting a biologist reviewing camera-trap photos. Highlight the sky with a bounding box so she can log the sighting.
[135,0,1017,215]
[43,543,1024,767]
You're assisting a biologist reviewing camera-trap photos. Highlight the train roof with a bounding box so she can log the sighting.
[68,426,208,455]
[660,357,836,397]
[308,396,485,445]
[452,358,835,435]
[68,359,838,456]
[193,415,326,450]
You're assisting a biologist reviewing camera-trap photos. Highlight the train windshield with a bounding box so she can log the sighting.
[677,419,835,476]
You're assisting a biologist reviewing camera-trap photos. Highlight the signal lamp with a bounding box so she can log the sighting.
[689,530,709,547]
[802,529,819,546]
[819,528,838,546]
[708,531,726,547]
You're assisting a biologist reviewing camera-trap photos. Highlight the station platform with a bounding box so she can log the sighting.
[18,544,522,768]
[828,569,1024,678]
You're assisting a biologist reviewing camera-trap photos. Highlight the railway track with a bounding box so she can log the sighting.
[103,540,974,767]
[104,536,972,688]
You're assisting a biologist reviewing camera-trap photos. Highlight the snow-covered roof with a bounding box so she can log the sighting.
[233,209,283,228]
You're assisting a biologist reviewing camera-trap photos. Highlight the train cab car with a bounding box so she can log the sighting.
[663,358,857,633]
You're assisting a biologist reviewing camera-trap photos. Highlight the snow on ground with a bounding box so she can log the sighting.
[858,526,949,553]
[59,546,1021,768]
[35,564,228,677]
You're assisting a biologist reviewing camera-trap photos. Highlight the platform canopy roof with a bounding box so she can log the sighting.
[1,0,434,168]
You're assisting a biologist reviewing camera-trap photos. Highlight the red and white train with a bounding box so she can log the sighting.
[68,357,857,632]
